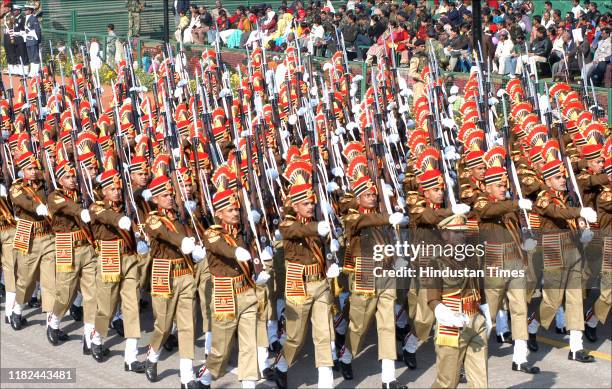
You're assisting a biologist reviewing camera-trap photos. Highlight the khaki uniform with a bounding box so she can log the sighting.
[534,190,584,331]
[10,178,55,312]
[408,52,428,103]
[342,208,397,360]
[594,186,611,323]
[134,188,154,292]
[47,189,97,324]
[279,215,334,368]
[408,198,453,340]
[202,224,258,381]
[144,209,195,359]
[0,196,17,294]
[127,0,145,37]
[426,255,488,389]
[473,196,528,341]
[89,200,141,338]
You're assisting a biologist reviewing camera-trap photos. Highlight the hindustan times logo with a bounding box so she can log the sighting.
[372,241,486,262]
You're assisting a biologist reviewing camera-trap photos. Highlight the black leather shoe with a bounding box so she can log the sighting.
[269,340,282,354]
[181,381,205,389]
[10,313,23,330]
[47,327,60,345]
[28,297,41,308]
[262,367,275,380]
[585,325,597,342]
[403,350,417,369]
[332,359,339,371]
[382,381,407,389]
[4,316,8,324]
[396,325,409,342]
[111,319,125,338]
[91,344,106,362]
[496,331,513,344]
[568,350,595,363]
[57,329,69,341]
[145,359,158,382]
[339,361,353,380]
[274,367,287,389]
[124,361,146,373]
[512,362,540,374]
[70,304,83,321]
[163,333,178,351]
[528,333,539,352]
[556,327,569,335]
[459,368,467,384]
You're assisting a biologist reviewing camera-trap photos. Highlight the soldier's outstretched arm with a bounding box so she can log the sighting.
[145,217,186,248]
[536,201,581,220]
[279,218,319,239]
[10,186,40,212]
[577,173,610,191]
[89,203,124,227]
[411,206,453,225]
[474,198,518,219]
[345,212,390,232]
[48,192,84,217]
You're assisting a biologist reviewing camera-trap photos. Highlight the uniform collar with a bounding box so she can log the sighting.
[222,222,238,238]
[159,208,176,221]
[358,206,376,214]
[296,215,311,224]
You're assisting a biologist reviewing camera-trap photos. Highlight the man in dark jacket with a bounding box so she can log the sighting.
[515,26,551,76]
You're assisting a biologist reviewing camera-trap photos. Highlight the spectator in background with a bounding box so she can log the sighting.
[529,15,542,44]
[211,0,228,21]
[444,25,469,71]
[586,27,611,85]
[174,10,190,43]
[106,24,117,66]
[505,33,527,75]
[549,26,564,64]
[551,30,580,80]
[495,30,514,75]
[126,0,145,38]
[542,11,555,29]
[173,0,190,27]
[586,2,600,23]
[572,0,586,19]
[515,25,551,76]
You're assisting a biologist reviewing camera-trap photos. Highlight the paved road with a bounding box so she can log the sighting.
[1,296,611,389]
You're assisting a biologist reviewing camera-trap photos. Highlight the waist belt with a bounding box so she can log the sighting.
[485,242,517,269]
[285,261,323,304]
[0,223,15,231]
[542,232,574,269]
[304,263,323,282]
[170,257,193,278]
[232,274,251,295]
[97,238,132,254]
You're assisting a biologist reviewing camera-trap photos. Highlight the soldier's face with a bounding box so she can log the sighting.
[358,191,377,209]
[103,186,121,203]
[486,182,507,201]
[183,182,193,197]
[546,174,567,192]
[131,171,150,188]
[587,158,603,174]
[60,173,77,191]
[217,206,240,225]
[85,165,97,179]
[293,200,315,219]
[424,187,444,205]
[154,192,175,210]
[23,165,40,181]
[470,165,486,181]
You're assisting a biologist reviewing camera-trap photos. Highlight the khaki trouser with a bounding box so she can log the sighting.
[484,275,529,340]
[283,279,334,368]
[207,286,259,381]
[432,313,488,389]
[594,273,611,323]
[194,259,212,332]
[346,287,396,360]
[539,266,584,331]
[414,288,435,340]
[149,274,195,359]
[94,253,140,338]
[256,282,270,348]
[0,227,16,292]
[137,251,151,292]
[53,244,97,324]
[15,233,55,312]
[128,12,141,37]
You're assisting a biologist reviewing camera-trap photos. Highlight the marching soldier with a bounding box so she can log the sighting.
[143,175,205,388]
[0,177,17,325]
[46,160,97,346]
[88,169,144,371]
[198,186,267,388]
[337,151,409,388]
[474,157,540,374]
[274,160,337,389]
[9,151,55,331]
[408,39,428,103]
[535,158,597,363]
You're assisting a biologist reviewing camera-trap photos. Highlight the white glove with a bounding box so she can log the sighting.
[137,240,150,255]
[479,303,493,336]
[260,246,273,262]
[317,221,331,237]
[580,207,597,224]
[522,238,537,252]
[266,168,279,181]
[248,210,262,224]
[118,216,131,231]
[383,183,394,198]
[330,239,340,253]
[192,245,206,263]
[185,200,197,213]
[580,229,594,244]
[452,203,470,216]
[389,212,409,227]
[235,246,251,262]
[518,198,533,211]
[181,237,196,255]
[388,133,400,144]
[0,184,7,198]
[326,263,340,279]
[36,204,49,216]
[331,167,344,177]
[326,181,339,193]
[255,270,270,285]
[141,189,153,201]
[434,303,466,328]
[80,209,91,223]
